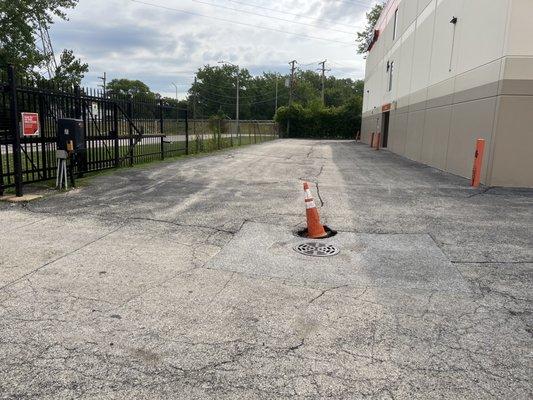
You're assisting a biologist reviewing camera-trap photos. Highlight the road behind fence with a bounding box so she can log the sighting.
[0,65,278,196]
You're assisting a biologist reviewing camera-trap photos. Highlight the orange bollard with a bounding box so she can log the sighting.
[375,133,381,151]
[471,138,486,187]
[370,132,375,148]
[303,182,327,239]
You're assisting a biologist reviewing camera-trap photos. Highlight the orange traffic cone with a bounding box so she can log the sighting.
[303,182,327,238]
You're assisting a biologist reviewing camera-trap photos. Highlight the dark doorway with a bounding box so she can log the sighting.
[381,111,390,148]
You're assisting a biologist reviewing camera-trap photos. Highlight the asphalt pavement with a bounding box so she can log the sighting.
[0,139,532,399]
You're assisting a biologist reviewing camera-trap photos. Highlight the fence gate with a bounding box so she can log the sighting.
[0,65,188,196]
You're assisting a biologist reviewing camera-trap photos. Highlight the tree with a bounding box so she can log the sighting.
[246,72,289,120]
[0,1,81,76]
[187,65,364,121]
[189,64,252,119]
[107,79,154,98]
[51,49,88,87]
[355,2,385,54]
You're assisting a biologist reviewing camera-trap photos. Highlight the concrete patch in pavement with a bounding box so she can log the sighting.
[208,222,469,292]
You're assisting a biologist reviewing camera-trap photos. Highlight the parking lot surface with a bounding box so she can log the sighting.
[1,139,532,399]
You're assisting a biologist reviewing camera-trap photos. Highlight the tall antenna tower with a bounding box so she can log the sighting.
[36,19,58,79]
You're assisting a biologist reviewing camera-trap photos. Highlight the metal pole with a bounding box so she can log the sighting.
[185,109,189,155]
[127,95,133,166]
[193,77,197,150]
[236,66,240,145]
[74,85,82,119]
[113,102,119,166]
[274,76,278,117]
[7,65,23,197]
[159,98,164,134]
[171,82,178,128]
[38,92,47,180]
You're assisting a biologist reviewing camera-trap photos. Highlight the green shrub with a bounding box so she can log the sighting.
[275,97,362,139]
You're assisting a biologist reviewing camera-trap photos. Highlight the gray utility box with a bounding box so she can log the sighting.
[57,118,85,152]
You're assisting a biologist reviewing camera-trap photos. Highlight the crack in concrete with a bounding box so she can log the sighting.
[299,165,325,207]
[308,285,348,304]
[207,271,236,305]
[288,338,305,351]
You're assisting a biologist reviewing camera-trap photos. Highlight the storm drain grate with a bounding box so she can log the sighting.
[293,242,339,257]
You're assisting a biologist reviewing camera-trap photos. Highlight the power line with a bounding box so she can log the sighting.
[194,85,282,100]
[129,0,355,46]
[221,0,364,29]
[195,92,287,106]
[299,60,322,67]
[334,0,377,6]
[189,0,357,35]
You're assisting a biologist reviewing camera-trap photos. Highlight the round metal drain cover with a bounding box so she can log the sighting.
[293,242,339,257]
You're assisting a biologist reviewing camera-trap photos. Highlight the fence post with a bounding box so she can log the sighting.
[74,85,82,119]
[38,92,47,180]
[159,98,164,134]
[185,109,189,155]
[7,65,23,197]
[76,85,87,177]
[113,102,119,167]
[218,119,221,150]
[127,95,133,166]
[159,99,164,160]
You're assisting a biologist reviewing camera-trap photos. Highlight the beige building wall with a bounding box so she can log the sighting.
[361,0,533,187]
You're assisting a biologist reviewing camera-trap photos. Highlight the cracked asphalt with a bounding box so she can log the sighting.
[1,139,532,399]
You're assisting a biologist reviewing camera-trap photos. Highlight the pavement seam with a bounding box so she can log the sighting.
[201,265,469,296]
[450,260,533,264]
[127,217,241,234]
[2,216,51,233]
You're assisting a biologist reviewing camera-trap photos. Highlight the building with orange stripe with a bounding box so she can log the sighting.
[361,0,533,187]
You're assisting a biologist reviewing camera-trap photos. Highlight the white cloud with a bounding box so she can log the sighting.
[49,0,372,97]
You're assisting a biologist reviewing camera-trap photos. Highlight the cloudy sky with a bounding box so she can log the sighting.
[49,0,377,98]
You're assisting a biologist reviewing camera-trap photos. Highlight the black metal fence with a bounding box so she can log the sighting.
[0,65,279,197]
[1,65,189,196]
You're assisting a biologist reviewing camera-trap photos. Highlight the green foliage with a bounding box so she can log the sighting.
[275,96,362,139]
[189,64,252,119]
[208,110,229,134]
[0,0,83,79]
[356,2,385,54]
[107,79,154,98]
[188,65,362,122]
[50,49,88,87]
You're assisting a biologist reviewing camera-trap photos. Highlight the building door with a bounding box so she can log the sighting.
[381,111,390,148]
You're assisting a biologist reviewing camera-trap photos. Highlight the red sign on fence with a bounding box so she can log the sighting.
[21,112,40,137]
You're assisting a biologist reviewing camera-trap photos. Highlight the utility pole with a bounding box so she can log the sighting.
[317,60,330,106]
[288,60,297,107]
[98,72,107,97]
[288,60,297,136]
